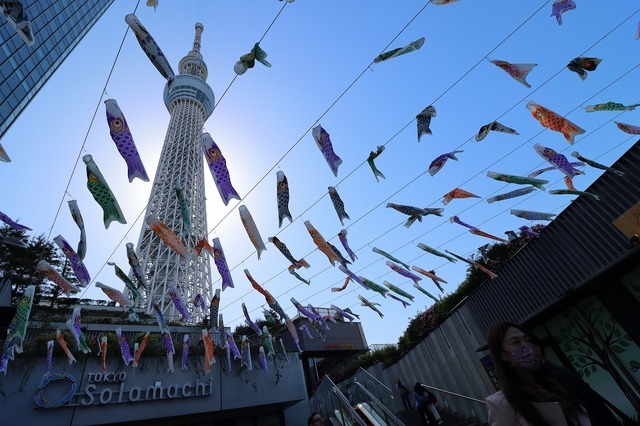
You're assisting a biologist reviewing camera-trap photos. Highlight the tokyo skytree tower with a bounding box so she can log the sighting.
[134,22,214,323]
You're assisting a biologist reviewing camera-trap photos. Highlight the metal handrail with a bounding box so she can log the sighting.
[351,380,406,425]
[419,384,486,404]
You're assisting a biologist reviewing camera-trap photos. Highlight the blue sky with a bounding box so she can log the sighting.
[1,1,639,346]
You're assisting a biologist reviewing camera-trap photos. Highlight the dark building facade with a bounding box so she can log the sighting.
[0,0,113,141]
[0,305,370,425]
[345,139,640,424]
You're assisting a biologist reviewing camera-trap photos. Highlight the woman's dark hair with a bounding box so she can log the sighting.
[414,382,424,393]
[487,322,583,426]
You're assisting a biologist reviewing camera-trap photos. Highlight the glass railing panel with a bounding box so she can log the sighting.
[310,375,368,426]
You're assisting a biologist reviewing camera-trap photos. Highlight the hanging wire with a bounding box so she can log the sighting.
[216,6,640,323]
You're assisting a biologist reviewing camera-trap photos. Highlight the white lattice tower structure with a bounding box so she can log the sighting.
[134,23,214,323]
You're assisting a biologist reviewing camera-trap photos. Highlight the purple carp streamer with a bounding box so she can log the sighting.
[0,210,31,231]
[389,293,411,308]
[338,229,357,262]
[386,261,422,285]
[202,132,241,206]
[312,124,342,177]
[551,0,576,25]
[258,346,268,372]
[534,144,583,178]
[169,283,191,321]
[116,327,134,366]
[242,303,263,336]
[54,235,91,287]
[429,150,463,176]
[212,238,234,291]
[182,334,190,370]
[194,293,207,313]
[104,99,149,182]
[44,340,54,378]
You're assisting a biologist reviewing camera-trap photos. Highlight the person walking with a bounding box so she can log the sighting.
[396,378,413,411]
[414,382,443,425]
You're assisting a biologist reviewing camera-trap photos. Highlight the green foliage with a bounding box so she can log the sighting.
[336,344,402,381]
[0,225,73,304]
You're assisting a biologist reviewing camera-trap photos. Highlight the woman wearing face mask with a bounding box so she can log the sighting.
[485,322,616,426]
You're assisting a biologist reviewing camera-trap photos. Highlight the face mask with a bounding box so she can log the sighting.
[509,342,543,373]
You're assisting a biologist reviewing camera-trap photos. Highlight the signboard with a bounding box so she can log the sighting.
[35,370,213,409]
[613,201,640,241]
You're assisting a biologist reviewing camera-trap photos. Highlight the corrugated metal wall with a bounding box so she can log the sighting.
[466,139,640,337]
[368,305,495,423]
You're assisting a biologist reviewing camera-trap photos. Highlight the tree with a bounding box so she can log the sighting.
[0,225,71,304]
[555,299,640,413]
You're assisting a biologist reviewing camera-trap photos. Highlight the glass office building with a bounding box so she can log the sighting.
[0,0,114,140]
